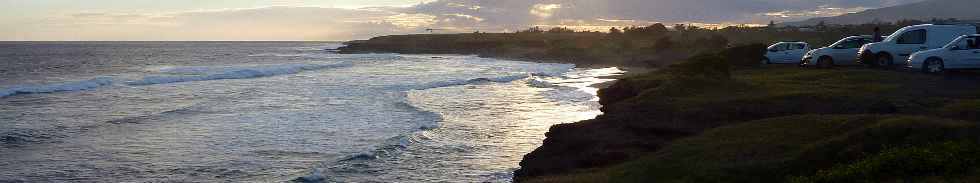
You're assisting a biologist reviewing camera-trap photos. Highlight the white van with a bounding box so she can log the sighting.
[906,34,980,73]
[859,24,978,67]
[802,35,879,67]
[763,42,809,64]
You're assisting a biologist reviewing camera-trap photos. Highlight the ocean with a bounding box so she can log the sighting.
[0,42,622,182]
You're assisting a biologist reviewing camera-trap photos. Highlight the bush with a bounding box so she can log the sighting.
[598,46,746,106]
[666,52,731,82]
[721,43,768,67]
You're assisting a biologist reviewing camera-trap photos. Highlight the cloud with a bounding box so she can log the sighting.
[0,0,931,40]
[529,4,562,19]
[404,0,928,32]
[760,6,872,19]
[2,6,433,41]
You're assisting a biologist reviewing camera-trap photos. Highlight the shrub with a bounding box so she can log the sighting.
[666,52,731,82]
[722,43,768,67]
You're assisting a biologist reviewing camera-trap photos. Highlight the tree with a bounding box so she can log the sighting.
[673,24,687,32]
[623,26,636,33]
[609,27,623,35]
[548,27,575,33]
[520,26,544,33]
[647,23,669,33]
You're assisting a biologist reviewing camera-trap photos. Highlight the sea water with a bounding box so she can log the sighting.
[0,42,623,182]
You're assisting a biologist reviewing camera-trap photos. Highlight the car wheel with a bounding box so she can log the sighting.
[817,56,833,68]
[762,57,770,65]
[876,53,893,68]
[923,58,945,74]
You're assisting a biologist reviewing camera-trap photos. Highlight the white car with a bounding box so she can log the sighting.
[859,24,977,67]
[802,35,878,67]
[907,34,980,73]
[763,42,810,64]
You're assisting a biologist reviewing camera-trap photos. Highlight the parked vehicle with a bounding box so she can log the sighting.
[906,34,980,73]
[802,35,879,68]
[859,24,978,67]
[763,42,809,64]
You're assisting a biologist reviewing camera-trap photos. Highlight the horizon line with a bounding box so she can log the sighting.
[0,40,348,42]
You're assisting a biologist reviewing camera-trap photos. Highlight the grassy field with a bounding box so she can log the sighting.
[515,51,980,182]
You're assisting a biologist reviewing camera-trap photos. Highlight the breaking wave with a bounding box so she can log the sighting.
[128,61,353,86]
[0,77,113,98]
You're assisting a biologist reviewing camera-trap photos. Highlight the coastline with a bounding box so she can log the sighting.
[339,35,980,182]
[589,67,655,89]
[337,39,656,180]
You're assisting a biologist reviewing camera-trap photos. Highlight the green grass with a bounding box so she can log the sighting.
[791,141,980,183]
[528,115,980,183]
[937,99,980,121]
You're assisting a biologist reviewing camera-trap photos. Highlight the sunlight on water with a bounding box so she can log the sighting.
[542,67,626,100]
[320,68,622,182]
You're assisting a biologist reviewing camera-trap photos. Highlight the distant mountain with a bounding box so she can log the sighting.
[785,0,980,26]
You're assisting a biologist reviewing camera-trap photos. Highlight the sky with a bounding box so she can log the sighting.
[0,0,926,41]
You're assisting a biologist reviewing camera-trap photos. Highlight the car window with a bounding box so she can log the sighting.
[839,39,862,49]
[958,37,980,50]
[769,43,788,51]
[861,38,873,45]
[896,29,927,44]
[785,43,803,50]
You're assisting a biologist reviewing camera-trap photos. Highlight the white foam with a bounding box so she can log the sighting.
[524,63,577,77]
[527,77,554,88]
[295,168,327,182]
[384,63,574,92]
[0,77,113,98]
[293,43,344,51]
[127,62,352,86]
[409,74,532,91]
[247,53,310,57]
[408,64,574,91]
